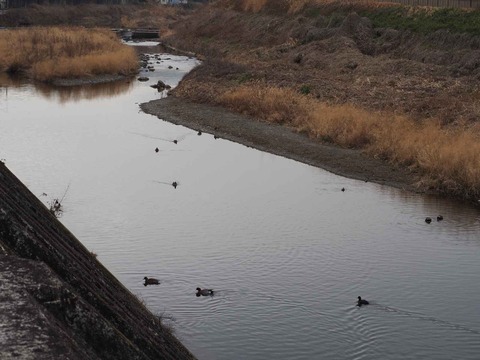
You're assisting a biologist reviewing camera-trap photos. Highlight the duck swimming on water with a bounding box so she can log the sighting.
[196,287,214,297]
[153,180,179,189]
[144,277,160,286]
[357,296,369,306]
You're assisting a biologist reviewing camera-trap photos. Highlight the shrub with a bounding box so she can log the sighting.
[299,84,311,94]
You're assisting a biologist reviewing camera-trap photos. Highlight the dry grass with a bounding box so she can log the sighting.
[218,0,397,14]
[167,0,480,201]
[0,27,138,81]
[0,4,188,29]
[242,0,269,12]
[291,0,397,13]
[220,85,480,199]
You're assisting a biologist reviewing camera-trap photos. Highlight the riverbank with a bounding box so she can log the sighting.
[157,0,480,204]
[141,97,419,193]
[0,27,138,82]
[0,161,196,359]
[2,1,479,201]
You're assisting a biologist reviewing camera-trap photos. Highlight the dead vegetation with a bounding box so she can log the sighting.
[217,0,397,14]
[0,27,138,81]
[0,3,188,29]
[1,1,479,201]
[219,85,480,199]
[162,0,480,202]
[47,184,70,218]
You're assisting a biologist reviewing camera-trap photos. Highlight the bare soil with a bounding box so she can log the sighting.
[165,9,480,125]
[146,4,480,204]
[141,97,420,192]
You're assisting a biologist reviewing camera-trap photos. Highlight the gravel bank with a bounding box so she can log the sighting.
[141,97,420,193]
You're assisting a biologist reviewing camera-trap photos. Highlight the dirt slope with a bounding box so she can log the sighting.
[163,6,480,124]
[141,97,418,191]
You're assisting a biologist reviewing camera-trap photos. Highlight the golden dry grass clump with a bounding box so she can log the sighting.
[240,0,269,12]
[0,27,138,81]
[220,85,480,199]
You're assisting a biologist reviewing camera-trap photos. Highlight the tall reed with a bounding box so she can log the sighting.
[220,85,480,199]
[0,27,138,81]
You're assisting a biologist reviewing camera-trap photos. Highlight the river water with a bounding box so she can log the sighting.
[1,45,480,360]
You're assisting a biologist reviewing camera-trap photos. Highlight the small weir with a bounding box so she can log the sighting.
[112,28,160,40]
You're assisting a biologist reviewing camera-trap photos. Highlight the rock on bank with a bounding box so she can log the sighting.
[0,161,195,360]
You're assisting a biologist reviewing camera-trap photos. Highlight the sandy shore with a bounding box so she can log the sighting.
[141,97,422,193]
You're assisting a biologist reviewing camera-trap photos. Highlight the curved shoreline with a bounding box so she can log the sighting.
[141,97,422,194]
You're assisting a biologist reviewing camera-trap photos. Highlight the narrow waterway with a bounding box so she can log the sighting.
[1,45,480,360]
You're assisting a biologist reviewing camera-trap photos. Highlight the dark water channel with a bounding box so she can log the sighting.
[1,44,480,360]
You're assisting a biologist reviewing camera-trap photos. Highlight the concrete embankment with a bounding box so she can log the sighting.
[0,161,195,359]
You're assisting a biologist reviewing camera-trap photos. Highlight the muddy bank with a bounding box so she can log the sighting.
[154,3,480,204]
[0,161,195,360]
[141,97,419,192]
[51,74,130,87]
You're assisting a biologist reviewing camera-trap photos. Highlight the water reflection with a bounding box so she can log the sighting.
[0,73,26,88]
[0,73,135,104]
[1,53,480,360]
[35,79,135,103]
[376,185,480,227]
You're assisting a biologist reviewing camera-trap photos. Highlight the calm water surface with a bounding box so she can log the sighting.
[1,45,480,360]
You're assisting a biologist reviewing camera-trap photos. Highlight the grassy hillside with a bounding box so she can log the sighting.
[217,0,480,34]
[0,3,186,28]
[161,0,480,202]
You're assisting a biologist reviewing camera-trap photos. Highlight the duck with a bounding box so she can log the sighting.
[357,296,369,306]
[144,277,160,286]
[425,217,432,224]
[196,287,214,297]
[341,187,346,192]
[155,147,159,153]
[437,215,444,221]
[197,130,202,136]
[172,181,178,189]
